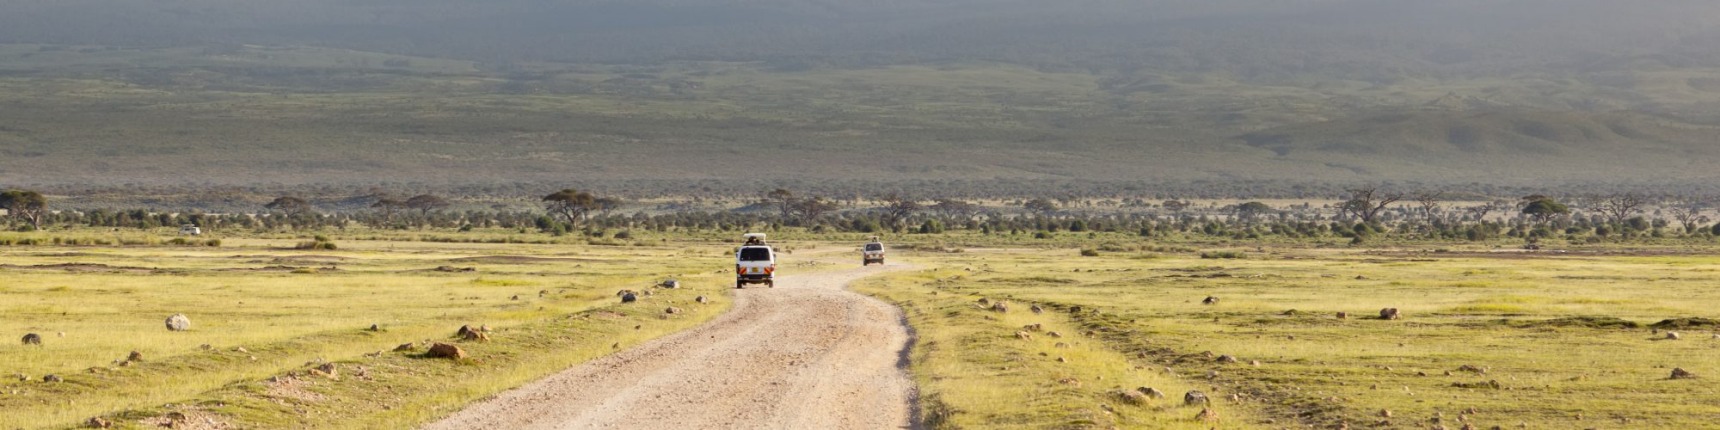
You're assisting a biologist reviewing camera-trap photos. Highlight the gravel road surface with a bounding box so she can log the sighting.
[422,265,917,430]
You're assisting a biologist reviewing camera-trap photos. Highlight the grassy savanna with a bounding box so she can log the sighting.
[0,235,777,429]
[861,247,1720,429]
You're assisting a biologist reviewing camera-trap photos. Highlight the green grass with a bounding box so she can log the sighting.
[861,248,1720,428]
[0,238,736,429]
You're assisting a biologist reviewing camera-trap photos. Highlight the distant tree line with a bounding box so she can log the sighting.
[5,186,1719,245]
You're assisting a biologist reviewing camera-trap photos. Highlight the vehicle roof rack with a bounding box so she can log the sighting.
[742,233,768,245]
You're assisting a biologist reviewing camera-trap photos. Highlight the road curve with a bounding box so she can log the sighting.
[422,265,918,430]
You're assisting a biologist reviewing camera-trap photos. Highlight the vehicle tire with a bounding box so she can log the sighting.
[736,280,745,289]
[767,280,775,288]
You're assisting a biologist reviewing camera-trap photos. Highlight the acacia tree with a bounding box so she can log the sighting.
[405,194,450,216]
[1666,200,1711,234]
[264,196,312,215]
[1232,201,1273,221]
[1023,198,1059,216]
[765,189,797,220]
[1413,191,1443,224]
[931,198,979,220]
[792,196,839,224]
[1595,193,1647,228]
[879,193,922,228]
[0,189,47,230]
[543,189,597,226]
[371,197,406,221]
[1341,187,1402,223]
[1521,196,1570,224]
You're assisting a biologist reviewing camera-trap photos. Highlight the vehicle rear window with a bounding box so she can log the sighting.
[739,248,773,261]
[865,244,883,251]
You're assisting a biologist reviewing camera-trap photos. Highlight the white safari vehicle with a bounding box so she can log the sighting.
[862,239,886,266]
[179,224,202,236]
[736,233,776,288]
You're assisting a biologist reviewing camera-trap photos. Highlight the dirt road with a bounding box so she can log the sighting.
[422,265,918,430]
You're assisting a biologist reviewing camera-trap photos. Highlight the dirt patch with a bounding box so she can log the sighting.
[0,263,156,273]
[1521,316,1640,329]
[138,407,233,430]
[448,256,605,264]
[1650,318,1719,329]
[263,374,327,403]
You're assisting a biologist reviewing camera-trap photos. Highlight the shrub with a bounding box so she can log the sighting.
[1199,251,1244,259]
[613,230,633,239]
[1079,249,1100,257]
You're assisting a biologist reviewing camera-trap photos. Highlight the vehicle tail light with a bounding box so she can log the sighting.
[736,265,744,274]
[765,266,775,274]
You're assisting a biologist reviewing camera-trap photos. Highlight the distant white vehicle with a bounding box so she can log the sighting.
[179,225,202,236]
[862,239,886,266]
[735,233,776,288]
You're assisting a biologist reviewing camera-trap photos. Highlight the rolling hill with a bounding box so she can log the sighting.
[1,1,1720,187]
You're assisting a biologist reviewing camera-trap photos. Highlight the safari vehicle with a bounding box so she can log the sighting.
[736,233,776,288]
[862,239,886,266]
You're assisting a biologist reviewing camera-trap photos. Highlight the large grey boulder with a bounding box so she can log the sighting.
[165,314,191,331]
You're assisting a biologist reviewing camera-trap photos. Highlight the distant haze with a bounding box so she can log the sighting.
[2,0,1719,186]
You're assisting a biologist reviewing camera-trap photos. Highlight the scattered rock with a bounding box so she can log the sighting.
[661,279,680,289]
[1114,389,1149,405]
[1015,331,1033,340]
[1356,275,1368,280]
[1666,331,1682,340]
[127,351,144,362]
[1671,368,1697,379]
[21,333,41,345]
[1140,387,1166,398]
[665,307,683,314]
[977,297,990,306]
[462,330,491,342]
[456,325,476,338]
[695,295,709,304]
[1216,354,1238,364]
[621,292,638,303]
[1457,364,1487,374]
[199,344,213,351]
[1047,331,1064,338]
[1184,390,1210,405]
[312,362,338,380]
[86,417,113,428]
[427,343,466,359]
[368,324,381,332]
[43,374,63,383]
[1196,407,1219,421]
[990,301,1010,313]
[1069,306,1083,314]
[1380,409,1393,418]
[1336,312,1349,319]
[1056,356,1068,363]
[1282,309,1299,316]
[165,313,191,331]
[1249,360,1261,366]
[539,289,549,297]
[510,295,521,301]
[1057,377,1080,387]
[1023,323,1043,332]
[1031,304,1044,314]
[393,343,415,352]
[1379,308,1401,320]
[1451,379,1503,389]
[479,325,491,332]
[1202,296,1219,305]
[1054,342,1069,349]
